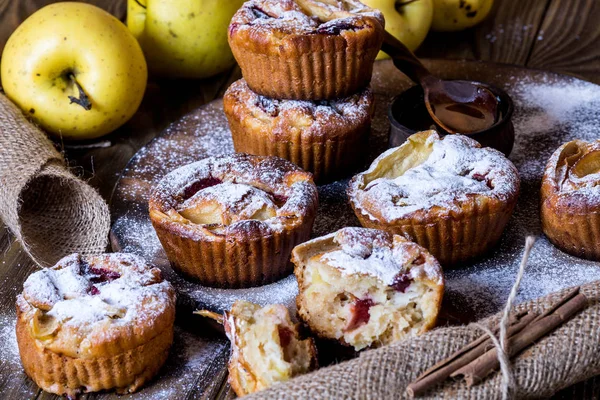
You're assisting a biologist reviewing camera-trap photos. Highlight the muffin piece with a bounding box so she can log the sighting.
[228,0,384,100]
[541,139,600,260]
[293,227,444,351]
[224,79,374,183]
[149,153,318,288]
[16,253,176,397]
[348,130,520,266]
[223,301,317,396]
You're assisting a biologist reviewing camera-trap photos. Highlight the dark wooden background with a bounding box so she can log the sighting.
[1,0,599,399]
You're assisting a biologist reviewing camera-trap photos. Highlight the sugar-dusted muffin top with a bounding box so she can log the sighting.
[17,253,176,358]
[224,79,374,140]
[297,227,443,287]
[150,153,318,236]
[229,0,384,38]
[543,139,600,200]
[349,130,520,222]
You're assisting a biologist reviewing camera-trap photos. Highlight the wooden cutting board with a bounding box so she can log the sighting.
[109,59,600,398]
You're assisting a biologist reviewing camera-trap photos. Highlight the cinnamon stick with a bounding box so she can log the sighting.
[452,292,588,386]
[406,312,536,397]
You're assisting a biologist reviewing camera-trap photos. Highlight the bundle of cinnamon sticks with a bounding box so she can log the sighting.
[407,287,589,397]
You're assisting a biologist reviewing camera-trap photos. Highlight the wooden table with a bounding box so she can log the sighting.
[1,0,599,399]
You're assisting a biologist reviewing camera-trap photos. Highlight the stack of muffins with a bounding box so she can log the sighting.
[223,0,385,183]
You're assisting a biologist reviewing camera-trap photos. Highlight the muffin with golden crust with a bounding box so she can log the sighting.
[348,130,520,266]
[292,227,444,351]
[224,79,374,183]
[149,153,318,288]
[220,300,317,396]
[228,0,384,100]
[16,253,176,397]
[541,139,600,260]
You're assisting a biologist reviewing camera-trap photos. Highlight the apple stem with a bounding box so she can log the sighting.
[67,74,92,111]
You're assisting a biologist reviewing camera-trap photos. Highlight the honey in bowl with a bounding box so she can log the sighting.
[388,81,515,157]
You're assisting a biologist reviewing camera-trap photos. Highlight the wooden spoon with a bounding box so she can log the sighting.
[381,31,499,134]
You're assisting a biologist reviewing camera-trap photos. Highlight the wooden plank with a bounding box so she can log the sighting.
[526,0,600,84]
[473,0,551,65]
[417,0,551,67]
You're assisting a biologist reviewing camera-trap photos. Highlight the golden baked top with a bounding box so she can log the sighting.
[224,79,374,140]
[542,139,600,209]
[293,227,443,288]
[348,130,520,223]
[16,253,176,359]
[229,0,384,45]
[149,153,318,238]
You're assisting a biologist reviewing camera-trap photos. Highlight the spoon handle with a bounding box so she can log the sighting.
[381,31,436,85]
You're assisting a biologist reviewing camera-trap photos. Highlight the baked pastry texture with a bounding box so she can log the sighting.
[16,253,176,397]
[293,227,444,351]
[541,139,600,260]
[348,130,520,266]
[149,153,318,288]
[228,0,385,100]
[222,300,317,396]
[224,79,374,183]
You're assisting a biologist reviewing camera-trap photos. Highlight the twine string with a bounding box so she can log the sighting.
[473,236,536,400]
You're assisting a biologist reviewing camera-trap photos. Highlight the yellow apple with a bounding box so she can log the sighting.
[1,2,147,140]
[127,0,245,79]
[431,0,494,32]
[362,0,433,59]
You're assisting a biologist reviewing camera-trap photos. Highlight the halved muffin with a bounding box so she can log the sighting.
[228,0,384,100]
[223,300,317,396]
[541,139,600,260]
[149,153,318,288]
[224,79,374,183]
[16,253,176,397]
[293,227,444,351]
[348,130,520,266]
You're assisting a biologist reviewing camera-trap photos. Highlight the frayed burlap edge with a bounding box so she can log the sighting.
[246,281,600,399]
[0,93,110,267]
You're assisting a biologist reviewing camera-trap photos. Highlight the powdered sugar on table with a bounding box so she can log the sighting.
[111,66,600,324]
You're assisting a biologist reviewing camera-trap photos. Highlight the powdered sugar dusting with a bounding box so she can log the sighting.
[318,227,442,285]
[20,253,174,331]
[230,0,383,36]
[352,133,519,221]
[227,79,373,131]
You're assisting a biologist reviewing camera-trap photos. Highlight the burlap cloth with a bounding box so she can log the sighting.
[0,93,110,266]
[246,281,600,399]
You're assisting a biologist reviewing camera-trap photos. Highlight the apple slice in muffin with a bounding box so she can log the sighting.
[292,227,444,351]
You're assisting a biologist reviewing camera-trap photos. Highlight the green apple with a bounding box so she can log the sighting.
[362,0,433,59]
[431,0,494,32]
[1,2,147,140]
[128,0,245,79]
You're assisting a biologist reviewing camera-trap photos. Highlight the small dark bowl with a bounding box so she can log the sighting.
[388,81,515,157]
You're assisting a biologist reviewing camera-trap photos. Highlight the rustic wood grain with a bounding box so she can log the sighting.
[2,0,600,398]
[417,0,552,65]
[526,0,600,84]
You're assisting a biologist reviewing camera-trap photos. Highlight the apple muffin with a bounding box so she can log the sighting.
[219,300,317,396]
[348,130,520,266]
[541,139,600,260]
[149,153,318,288]
[16,253,176,397]
[224,79,374,183]
[228,0,385,100]
[292,227,444,351]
